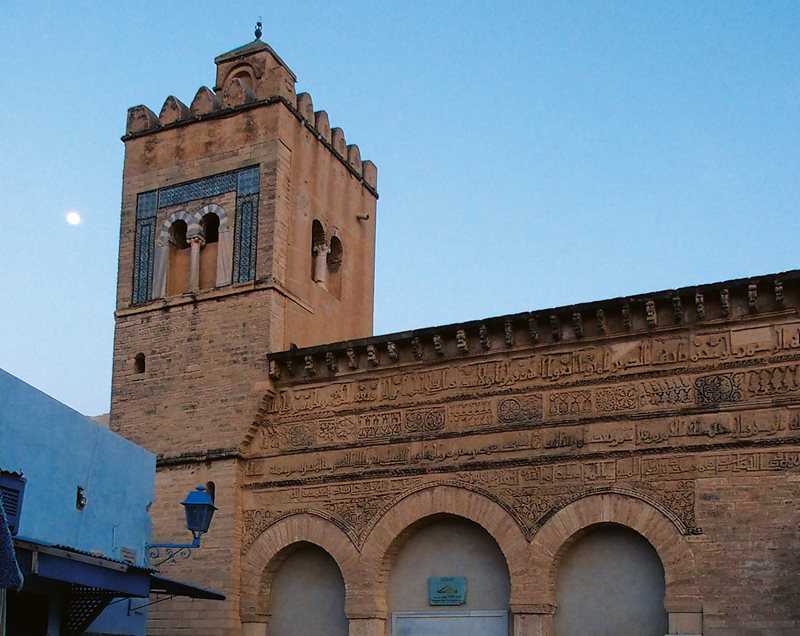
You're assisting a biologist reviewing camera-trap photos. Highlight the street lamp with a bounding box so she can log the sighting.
[147,485,217,566]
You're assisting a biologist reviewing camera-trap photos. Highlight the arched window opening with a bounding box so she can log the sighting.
[202,213,219,244]
[199,213,220,290]
[311,220,328,287]
[167,220,190,295]
[231,68,254,91]
[134,353,146,374]
[327,236,343,299]
[205,481,216,504]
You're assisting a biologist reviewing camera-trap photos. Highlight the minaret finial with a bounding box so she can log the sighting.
[255,19,263,40]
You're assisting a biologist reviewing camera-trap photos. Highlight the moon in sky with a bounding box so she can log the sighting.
[66,210,81,225]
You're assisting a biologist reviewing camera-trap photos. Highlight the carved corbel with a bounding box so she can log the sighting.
[456,329,469,354]
[672,295,683,324]
[528,316,539,343]
[621,303,632,331]
[720,288,731,317]
[304,355,317,377]
[645,300,657,328]
[595,309,607,335]
[479,324,491,350]
[346,347,359,370]
[549,315,561,341]
[748,284,758,313]
[411,337,424,359]
[285,359,295,376]
[775,280,784,308]
[504,320,514,347]
[268,360,281,380]
[695,291,705,320]
[366,345,380,366]
[387,341,399,362]
[433,335,445,356]
[572,313,583,338]
[325,351,338,373]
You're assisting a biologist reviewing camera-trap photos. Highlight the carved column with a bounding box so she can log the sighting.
[188,235,205,292]
[313,242,330,289]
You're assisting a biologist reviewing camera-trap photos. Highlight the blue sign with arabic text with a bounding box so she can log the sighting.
[428,576,467,605]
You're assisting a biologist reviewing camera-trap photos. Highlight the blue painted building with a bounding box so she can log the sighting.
[0,369,222,635]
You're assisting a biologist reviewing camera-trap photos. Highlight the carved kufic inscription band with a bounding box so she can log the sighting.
[248,407,798,481]
[268,321,800,418]
[256,362,800,456]
[241,446,800,550]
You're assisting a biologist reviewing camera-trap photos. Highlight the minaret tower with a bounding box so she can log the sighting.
[109,25,378,633]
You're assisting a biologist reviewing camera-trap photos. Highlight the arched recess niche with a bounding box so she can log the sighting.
[529,492,703,636]
[239,513,360,635]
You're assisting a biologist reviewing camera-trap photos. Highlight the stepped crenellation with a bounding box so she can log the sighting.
[267,271,799,382]
[123,51,377,192]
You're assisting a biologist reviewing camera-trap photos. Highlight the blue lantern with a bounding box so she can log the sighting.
[181,486,217,539]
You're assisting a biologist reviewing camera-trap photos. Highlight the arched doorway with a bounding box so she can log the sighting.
[267,542,348,636]
[554,523,668,636]
[388,514,510,635]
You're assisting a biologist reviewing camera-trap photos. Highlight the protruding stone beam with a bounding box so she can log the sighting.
[621,302,632,331]
[748,284,758,313]
[285,358,295,377]
[645,300,657,328]
[159,95,191,126]
[672,295,683,324]
[456,329,469,354]
[572,313,583,338]
[346,347,358,370]
[268,360,280,380]
[304,355,316,377]
[411,337,423,359]
[325,351,338,373]
[479,324,491,350]
[433,334,445,356]
[549,315,561,342]
[595,309,607,335]
[528,316,539,343]
[126,105,159,135]
[366,345,380,366]
[503,320,514,347]
[387,341,399,362]
[775,280,785,308]
[694,291,705,320]
[190,86,223,116]
[720,289,731,317]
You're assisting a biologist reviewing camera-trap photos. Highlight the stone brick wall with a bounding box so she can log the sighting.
[240,276,800,634]
[146,459,242,635]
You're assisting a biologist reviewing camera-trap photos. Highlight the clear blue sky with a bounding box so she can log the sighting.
[1,1,798,415]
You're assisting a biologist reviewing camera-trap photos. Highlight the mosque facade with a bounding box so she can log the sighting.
[109,32,800,636]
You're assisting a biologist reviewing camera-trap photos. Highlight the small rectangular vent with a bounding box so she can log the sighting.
[0,472,26,535]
